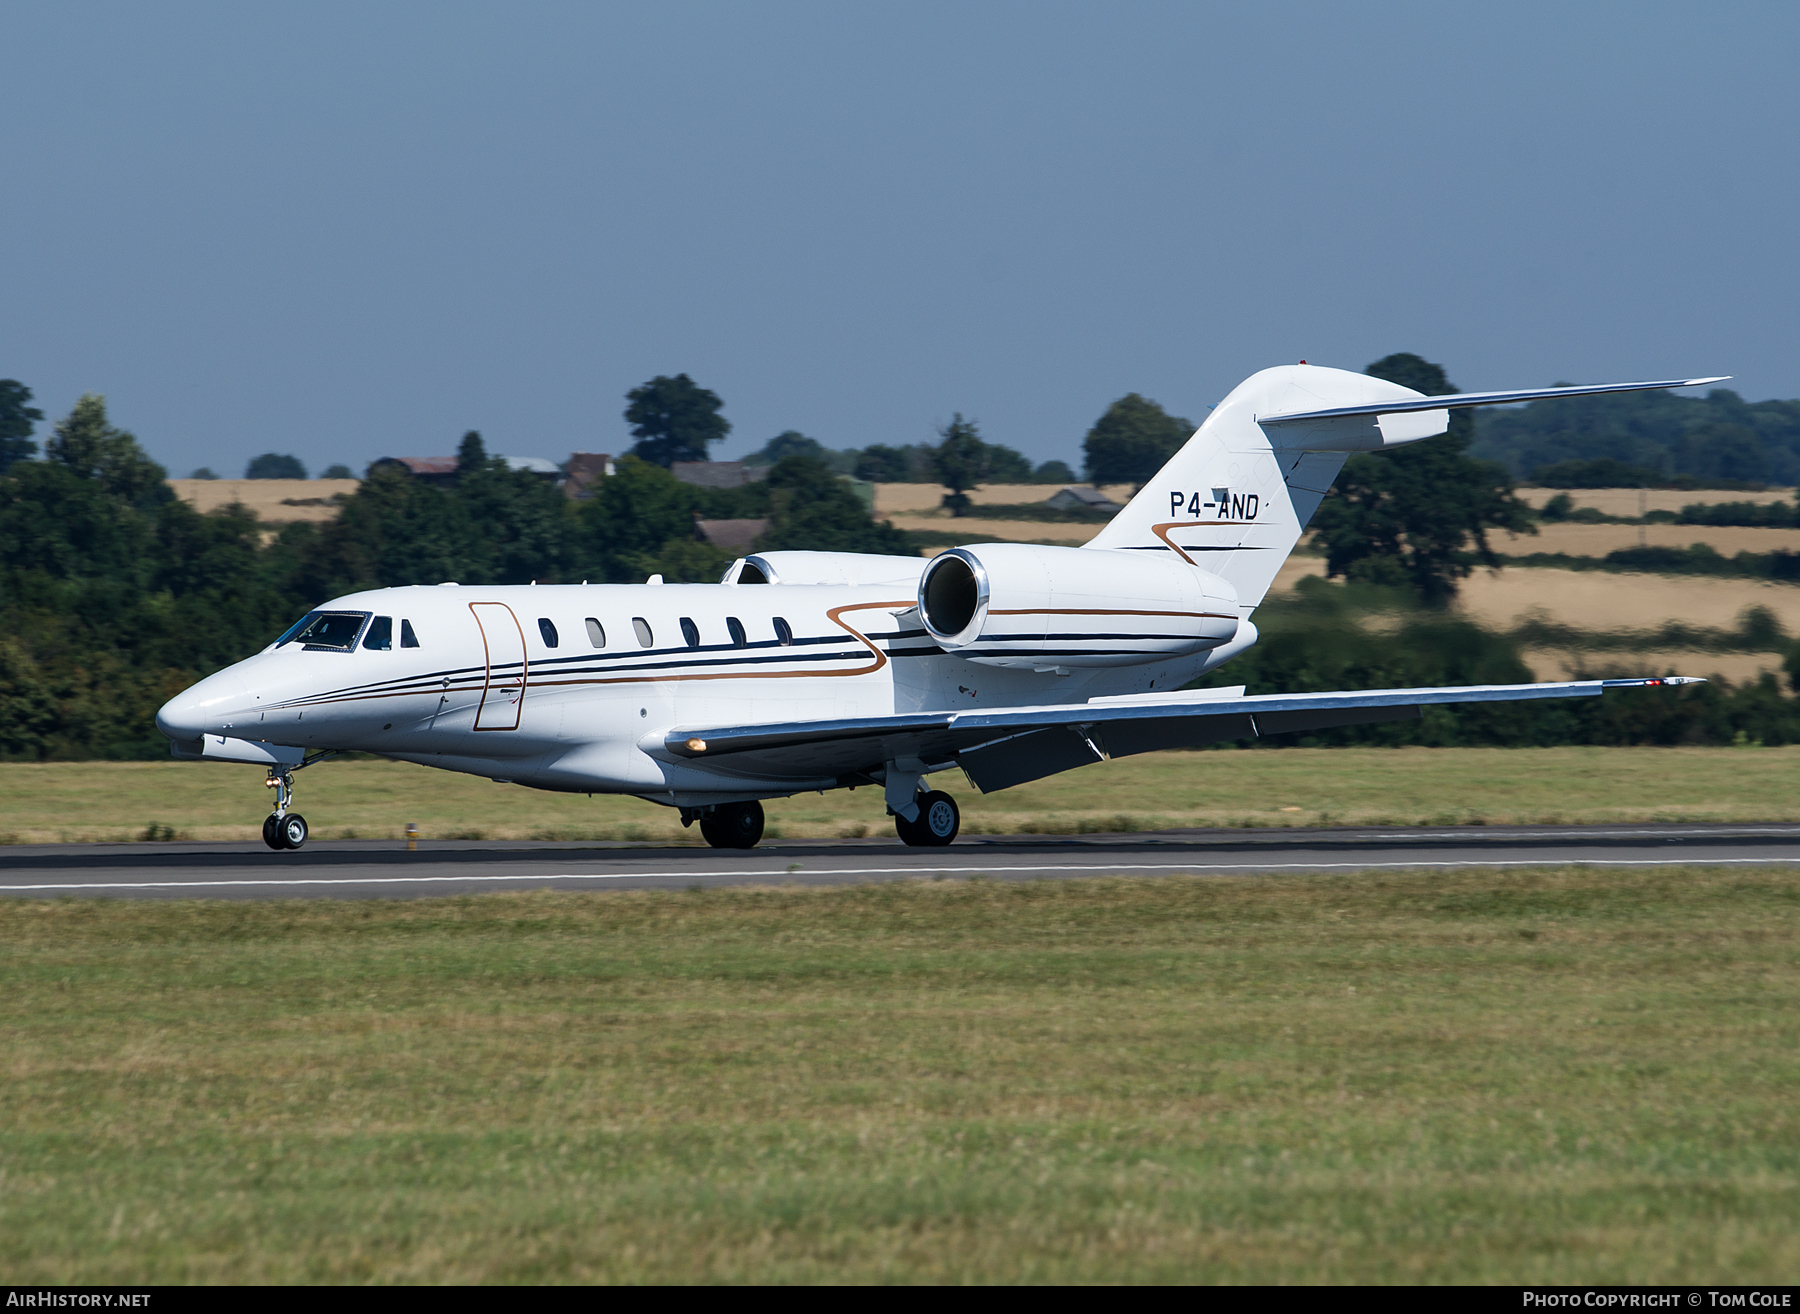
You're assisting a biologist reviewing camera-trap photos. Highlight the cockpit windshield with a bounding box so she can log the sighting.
[275,611,370,651]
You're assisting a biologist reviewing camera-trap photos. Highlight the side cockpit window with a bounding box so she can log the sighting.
[363,616,393,650]
[401,619,420,648]
[281,611,369,652]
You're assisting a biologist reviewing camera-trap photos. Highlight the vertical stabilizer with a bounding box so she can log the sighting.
[1086,365,1430,613]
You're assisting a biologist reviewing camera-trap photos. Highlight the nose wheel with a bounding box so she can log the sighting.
[895,790,959,846]
[262,769,309,850]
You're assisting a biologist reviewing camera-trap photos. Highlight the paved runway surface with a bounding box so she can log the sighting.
[4,823,1800,899]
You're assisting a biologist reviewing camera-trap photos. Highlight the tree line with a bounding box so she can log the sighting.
[5,361,1799,760]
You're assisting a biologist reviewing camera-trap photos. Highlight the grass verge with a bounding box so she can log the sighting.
[0,745,1793,845]
[2,866,1797,1282]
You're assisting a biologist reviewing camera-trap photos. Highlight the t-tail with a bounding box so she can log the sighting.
[1085,364,1729,617]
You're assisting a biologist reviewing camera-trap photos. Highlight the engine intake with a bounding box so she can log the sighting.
[917,543,1239,669]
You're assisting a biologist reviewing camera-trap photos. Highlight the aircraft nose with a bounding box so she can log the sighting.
[156,669,250,741]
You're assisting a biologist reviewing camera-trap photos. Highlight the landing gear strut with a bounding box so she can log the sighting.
[699,800,765,849]
[895,790,959,847]
[262,768,309,851]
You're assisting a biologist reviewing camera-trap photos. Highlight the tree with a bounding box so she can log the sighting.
[320,464,353,480]
[1309,353,1535,606]
[854,444,916,482]
[750,430,826,466]
[932,414,987,516]
[757,455,914,554]
[1033,459,1076,484]
[983,443,1034,483]
[1082,394,1194,490]
[624,374,730,466]
[0,379,44,473]
[574,455,705,581]
[189,467,218,480]
[454,450,575,584]
[245,453,307,479]
[455,430,488,476]
[45,395,171,509]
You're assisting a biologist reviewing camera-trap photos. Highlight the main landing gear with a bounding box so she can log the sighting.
[262,768,309,851]
[698,800,765,849]
[895,790,960,847]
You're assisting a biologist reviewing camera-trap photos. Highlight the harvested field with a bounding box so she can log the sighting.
[894,515,1099,547]
[1517,487,1796,516]
[168,478,359,524]
[1508,522,1800,556]
[1266,560,1800,653]
[873,483,1132,515]
[1520,648,1784,685]
[1452,568,1800,635]
[4,746,1795,845]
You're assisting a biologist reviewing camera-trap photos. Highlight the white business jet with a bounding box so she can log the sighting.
[156,363,1721,851]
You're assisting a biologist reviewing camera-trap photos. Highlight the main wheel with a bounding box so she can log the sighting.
[262,814,283,850]
[700,800,764,849]
[278,812,309,850]
[896,790,959,847]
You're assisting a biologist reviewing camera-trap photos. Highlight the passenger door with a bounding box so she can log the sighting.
[470,602,527,731]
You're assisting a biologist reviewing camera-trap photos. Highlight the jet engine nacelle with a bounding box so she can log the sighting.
[917,543,1239,670]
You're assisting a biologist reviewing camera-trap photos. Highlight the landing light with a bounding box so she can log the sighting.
[686,737,707,753]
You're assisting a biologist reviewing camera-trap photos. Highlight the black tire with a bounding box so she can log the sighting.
[278,812,309,850]
[700,800,764,849]
[262,814,283,850]
[895,790,959,847]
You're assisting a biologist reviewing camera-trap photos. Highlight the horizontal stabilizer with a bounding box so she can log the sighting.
[1258,377,1729,426]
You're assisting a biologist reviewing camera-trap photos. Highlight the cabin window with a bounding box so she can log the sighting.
[632,617,653,648]
[363,616,393,651]
[774,616,793,646]
[585,617,606,648]
[401,619,420,648]
[538,618,559,648]
[727,616,747,648]
[680,617,700,649]
[280,611,368,652]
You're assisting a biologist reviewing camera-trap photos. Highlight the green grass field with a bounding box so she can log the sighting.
[1,744,1795,844]
[3,867,1797,1282]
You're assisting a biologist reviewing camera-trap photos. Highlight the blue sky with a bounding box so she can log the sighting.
[3,1,1795,476]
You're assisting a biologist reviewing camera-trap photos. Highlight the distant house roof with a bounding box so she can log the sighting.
[1045,484,1120,512]
[671,460,768,489]
[369,456,459,486]
[563,452,614,500]
[694,518,769,553]
[494,455,561,479]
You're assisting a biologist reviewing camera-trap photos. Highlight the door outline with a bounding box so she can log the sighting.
[469,602,527,731]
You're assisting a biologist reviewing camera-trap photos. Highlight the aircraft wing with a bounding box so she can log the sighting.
[661,676,1699,793]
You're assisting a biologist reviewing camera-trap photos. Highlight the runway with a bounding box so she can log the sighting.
[4,822,1800,899]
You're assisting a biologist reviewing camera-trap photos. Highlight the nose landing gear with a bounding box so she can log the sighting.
[262,769,309,850]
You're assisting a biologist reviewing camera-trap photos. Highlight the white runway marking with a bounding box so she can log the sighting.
[5,854,1800,893]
